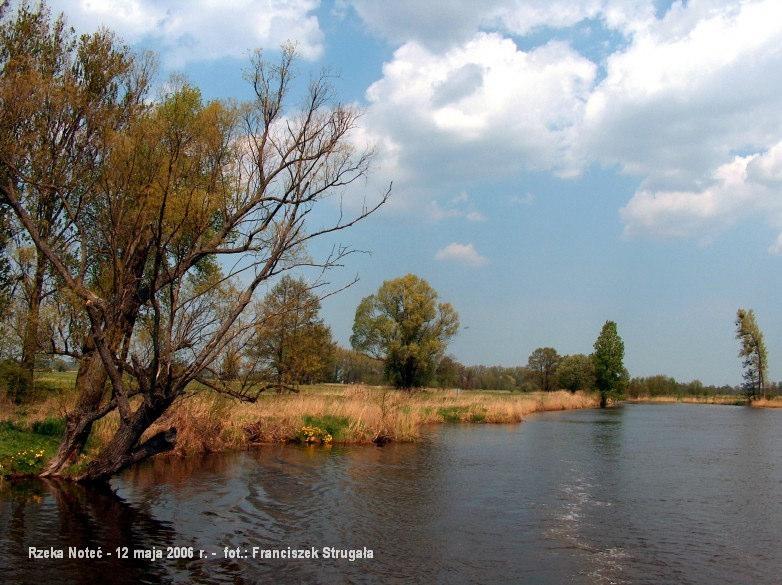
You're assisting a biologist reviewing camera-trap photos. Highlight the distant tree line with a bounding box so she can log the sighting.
[625,376,743,398]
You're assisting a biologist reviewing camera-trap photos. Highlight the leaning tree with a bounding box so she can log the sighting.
[0,4,387,480]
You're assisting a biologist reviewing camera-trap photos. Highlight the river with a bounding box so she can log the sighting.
[1,403,781,584]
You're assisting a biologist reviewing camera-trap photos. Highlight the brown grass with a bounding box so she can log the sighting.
[625,395,747,405]
[2,378,599,458]
[144,386,599,454]
[627,394,782,408]
[750,397,782,408]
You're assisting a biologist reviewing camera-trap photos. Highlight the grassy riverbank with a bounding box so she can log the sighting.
[0,378,598,475]
[626,394,782,407]
[157,386,599,453]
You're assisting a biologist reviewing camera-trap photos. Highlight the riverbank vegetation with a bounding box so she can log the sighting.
[0,379,598,476]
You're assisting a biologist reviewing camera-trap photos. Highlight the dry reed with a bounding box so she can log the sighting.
[3,381,599,457]
[146,386,599,454]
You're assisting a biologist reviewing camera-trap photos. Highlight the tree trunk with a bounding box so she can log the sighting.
[18,253,46,402]
[599,391,607,408]
[40,348,107,476]
[76,395,177,482]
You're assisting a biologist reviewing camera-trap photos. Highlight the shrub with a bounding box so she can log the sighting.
[0,359,27,402]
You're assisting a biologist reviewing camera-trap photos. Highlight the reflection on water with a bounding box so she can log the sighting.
[0,478,175,584]
[1,404,781,584]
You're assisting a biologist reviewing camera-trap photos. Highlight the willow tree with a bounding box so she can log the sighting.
[0,3,126,400]
[735,308,768,401]
[351,274,459,388]
[1,4,386,480]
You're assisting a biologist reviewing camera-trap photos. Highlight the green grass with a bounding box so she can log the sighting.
[437,406,468,423]
[301,414,350,440]
[0,421,61,477]
[31,417,66,437]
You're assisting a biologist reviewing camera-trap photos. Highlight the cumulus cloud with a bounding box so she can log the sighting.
[54,0,782,250]
[435,243,488,266]
[49,0,324,66]
[355,0,782,250]
[363,33,596,192]
[580,0,782,190]
[621,141,782,243]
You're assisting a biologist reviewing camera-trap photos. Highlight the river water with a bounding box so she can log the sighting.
[1,404,781,584]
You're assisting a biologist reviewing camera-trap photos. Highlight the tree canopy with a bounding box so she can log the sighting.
[248,276,334,391]
[556,353,595,394]
[592,321,628,408]
[527,347,561,392]
[351,274,458,388]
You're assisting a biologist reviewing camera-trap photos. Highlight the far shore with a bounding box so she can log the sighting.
[625,395,782,407]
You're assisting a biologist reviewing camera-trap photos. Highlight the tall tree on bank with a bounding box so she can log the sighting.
[527,347,561,392]
[592,321,628,408]
[248,276,334,391]
[735,308,768,401]
[1,4,386,480]
[351,274,459,388]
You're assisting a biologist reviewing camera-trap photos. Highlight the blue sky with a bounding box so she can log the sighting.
[46,0,782,384]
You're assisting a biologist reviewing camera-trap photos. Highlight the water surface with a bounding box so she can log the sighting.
[1,404,780,584]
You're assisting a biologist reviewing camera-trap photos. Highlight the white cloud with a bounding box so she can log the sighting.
[768,234,782,255]
[580,0,782,189]
[465,211,487,222]
[356,0,782,250]
[621,141,782,244]
[363,33,596,192]
[50,0,324,66]
[435,242,488,266]
[426,192,487,222]
[510,192,535,206]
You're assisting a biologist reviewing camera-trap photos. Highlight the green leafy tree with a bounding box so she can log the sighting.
[527,347,561,391]
[557,353,595,393]
[735,308,768,401]
[248,276,334,391]
[592,321,629,408]
[351,274,459,388]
